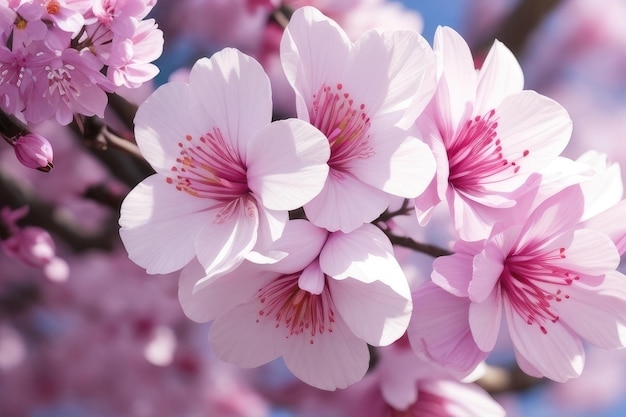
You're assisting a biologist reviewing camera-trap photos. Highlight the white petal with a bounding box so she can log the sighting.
[246,119,330,210]
[178,259,275,323]
[282,315,369,390]
[119,175,213,274]
[320,224,410,299]
[209,299,284,368]
[189,49,272,159]
[194,197,259,287]
[280,6,351,117]
[475,40,524,114]
[328,276,411,346]
[348,127,436,198]
[134,81,202,174]
[506,302,585,382]
[304,174,389,233]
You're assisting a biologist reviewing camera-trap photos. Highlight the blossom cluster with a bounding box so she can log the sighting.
[0,0,163,125]
[118,6,626,411]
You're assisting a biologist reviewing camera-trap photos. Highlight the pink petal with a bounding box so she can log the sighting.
[119,175,213,274]
[433,26,477,127]
[582,199,626,255]
[419,379,506,417]
[506,302,585,382]
[280,6,351,119]
[550,229,620,275]
[493,91,572,180]
[189,49,272,159]
[246,118,330,211]
[281,315,369,390]
[134,81,203,174]
[209,299,284,368]
[304,174,390,233]
[194,197,259,287]
[244,207,288,265]
[298,261,325,295]
[328,276,411,346]
[557,271,626,349]
[407,282,488,378]
[469,286,502,352]
[431,253,473,297]
[517,185,585,250]
[469,244,504,303]
[475,40,524,114]
[347,126,436,198]
[254,219,328,274]
[374,30,437,128]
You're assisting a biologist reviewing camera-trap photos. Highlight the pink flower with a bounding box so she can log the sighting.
[281,6,437,232]
[12,132,54,172]
[414,26,572,240]
[411,185,626,382]
[375,340,504,417]
[178,220,412,390]
[106,17,163,88]
[26,47,113,125]
[120,48,330,276]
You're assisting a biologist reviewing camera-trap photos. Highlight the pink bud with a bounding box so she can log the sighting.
[1,226,56,268]
[13,133,54,172]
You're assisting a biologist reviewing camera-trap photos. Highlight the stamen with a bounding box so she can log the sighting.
[166,127,248,202]
[256,273,335,345]
[448,109,529,192]
[501,247,579,333]
[310,84,373,174]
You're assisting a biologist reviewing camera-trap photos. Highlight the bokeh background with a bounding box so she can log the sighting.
[2,1,626,416]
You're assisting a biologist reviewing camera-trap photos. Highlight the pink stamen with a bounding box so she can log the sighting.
[310,84,373,174]
[447,109,529,192]
[167,127,248,201]
[501,247,579,334]
[256,273,335,345]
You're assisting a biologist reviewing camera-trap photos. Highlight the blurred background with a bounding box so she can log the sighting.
[2,0,626,416]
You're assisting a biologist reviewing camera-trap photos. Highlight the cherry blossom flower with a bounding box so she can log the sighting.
[410,185,626,382]
[281,6,437,232]
[178,220,412,390]
[414,26,573,240]
[120,48,330,277]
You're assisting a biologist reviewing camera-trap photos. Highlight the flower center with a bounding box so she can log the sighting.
[256,273,335,345]
[447,109,529,192]
[166,128,248,202]
[46,0,61,14]
[309,83,373,175]
[501,247,579,334]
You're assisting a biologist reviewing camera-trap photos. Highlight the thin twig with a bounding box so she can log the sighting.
[383,230,452,258]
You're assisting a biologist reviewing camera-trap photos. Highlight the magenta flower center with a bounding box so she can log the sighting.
[501,247,579,334]
[309,83,373,174]
[256,273,336,345]
[447,109,529,192]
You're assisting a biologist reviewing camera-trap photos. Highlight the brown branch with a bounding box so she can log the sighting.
[472,0,563,57]
[0,170,119,252]
[476,364,546,395]
[383,230,452,258]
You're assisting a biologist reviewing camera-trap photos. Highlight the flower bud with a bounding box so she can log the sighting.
[13,133,54,172]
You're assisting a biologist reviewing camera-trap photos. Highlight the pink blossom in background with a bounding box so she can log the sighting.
[281,6,437,232]
[414,26,572,241]
[120,48,330,276]
[178,219,412,390]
